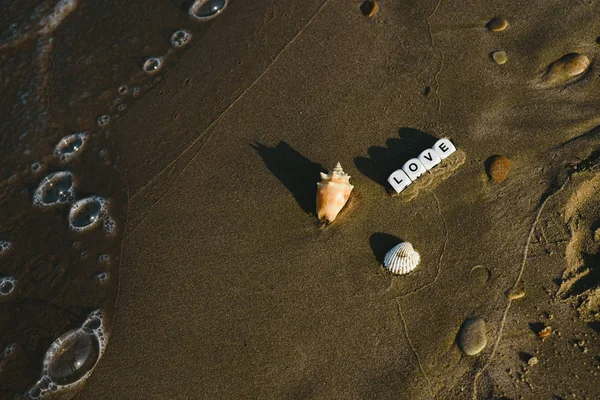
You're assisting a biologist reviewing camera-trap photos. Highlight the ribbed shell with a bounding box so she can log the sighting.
[383,242,420,275]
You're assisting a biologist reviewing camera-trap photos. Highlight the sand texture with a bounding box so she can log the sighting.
[2,0,600,398]
[81,0,600,398]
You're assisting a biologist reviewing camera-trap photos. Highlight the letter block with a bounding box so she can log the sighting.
[418,148,442,170]
[388,169,412,194]
[433,138,456,160]
[402,158,427,181]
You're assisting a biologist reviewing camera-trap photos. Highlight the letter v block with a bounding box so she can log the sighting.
[418,148,442,170]
[388,169,412,194]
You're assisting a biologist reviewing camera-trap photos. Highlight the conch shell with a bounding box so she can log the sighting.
[383,242,420,275]
[316,162,353,223]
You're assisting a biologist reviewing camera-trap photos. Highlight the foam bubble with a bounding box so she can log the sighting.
[103,216,116,235]
[0,277,16,296]
[131,87,141,97]
[54,132,88,163]
[118,85,128,95]
[27,310,108,399]
[117,103,127,112]
[143,57,163,73]
[189,0,229,21]
[97,115,110,127]
[97,254,110,265]
[68,196,108,232]
[31,162,42,172]
[33,171,75,207]
[0,343,17,372]
[94,272,108,284]
[0,241,12,255]
[170,30,192,47]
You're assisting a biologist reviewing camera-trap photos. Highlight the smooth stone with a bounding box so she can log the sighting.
[507,288,525,300]
[488,155,511,182]
[458,317,487,356]
[486,17,508,32]
[402,158,427,181]
[418,148,442,170]
[388,169,412,194]
[433,138,456,160]
[360,0,378,17]
[491,50,508,65]
[544,53,590,85]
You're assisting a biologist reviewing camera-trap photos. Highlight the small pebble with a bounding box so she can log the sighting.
[507,289,525,300]
[528,356,539,367]
[486,17,508,32]
[487,155,511,182]
[360,0,378,17]
[458,317,487,356]
[539,326,552,339]
[491,50,508,65]
[543,53,590,85]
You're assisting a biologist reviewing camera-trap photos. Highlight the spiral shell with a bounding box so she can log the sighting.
[316,162,354,223]
[383,242,420,275]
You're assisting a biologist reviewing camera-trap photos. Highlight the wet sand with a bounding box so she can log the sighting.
[3,0,600,398]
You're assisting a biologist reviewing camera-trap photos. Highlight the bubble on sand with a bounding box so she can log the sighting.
[33,171,76,206]
[189,0,229,21]
[0,241,13,255]
[94,272,108,284]
[27,310,108,398]
[143,57,163,73]
[31,162,42,172]
[0,343,17,371]
[0,277,16,296]
[103,216,116,235]
[98,254,110,264]
[68,197,108,232]
[97,115,110,127]
[117,103,127,112]
[54,132,89,163]
[118,85,128,95]
[46,330,99,385]
[131,87,141,97]
[170,30,192,47]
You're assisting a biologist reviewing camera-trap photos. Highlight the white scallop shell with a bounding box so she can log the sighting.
[383,242,420,275]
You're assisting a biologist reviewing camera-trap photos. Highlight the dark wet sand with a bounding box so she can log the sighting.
[79,0,600,398]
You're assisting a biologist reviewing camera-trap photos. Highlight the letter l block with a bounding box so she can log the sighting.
[388,169,412,193]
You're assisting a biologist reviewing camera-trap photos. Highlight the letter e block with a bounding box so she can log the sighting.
[433,138,456,160]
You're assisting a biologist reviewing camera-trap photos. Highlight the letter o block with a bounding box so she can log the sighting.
[402,158,427,181]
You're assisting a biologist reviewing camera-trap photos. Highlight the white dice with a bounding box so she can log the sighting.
[402,158,427,181]
[387,137,457,194]
[433,138,456,160]
[418,148,442,170]
[388,169,412,194]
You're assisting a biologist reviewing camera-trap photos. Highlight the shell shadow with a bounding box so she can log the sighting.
[354,128,438,188]
[251,141,325,215]
[369,232,403,264]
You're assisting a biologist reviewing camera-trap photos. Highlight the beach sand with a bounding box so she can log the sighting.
[81,0,600,398]
[2,0,600,398]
